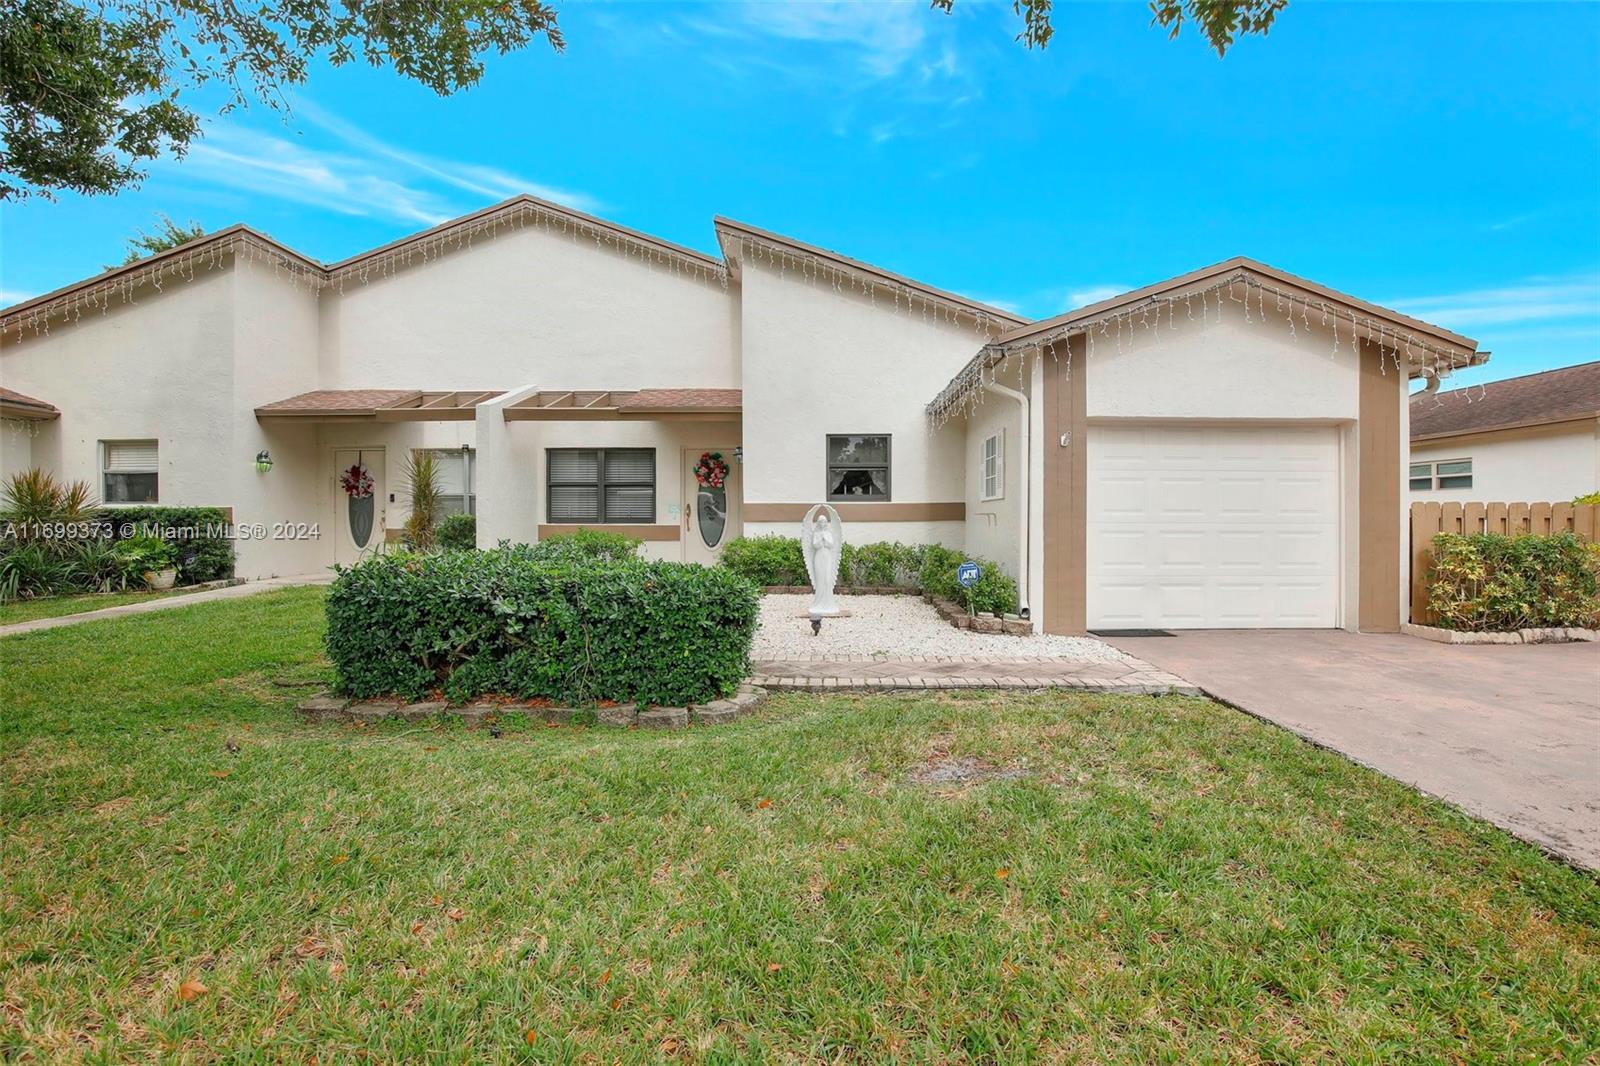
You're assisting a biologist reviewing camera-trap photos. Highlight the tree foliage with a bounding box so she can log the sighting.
[931,0,1288,55]
[0,0,563,200]
[115,215,207,266]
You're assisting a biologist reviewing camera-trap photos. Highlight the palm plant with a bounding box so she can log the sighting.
[403,451,441,551]
[2,469,98,543]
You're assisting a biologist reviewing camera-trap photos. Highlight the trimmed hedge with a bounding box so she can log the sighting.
[720,536,931,589]
[326,545,760,706]
[102,506,236,583]
[1427,531,1600,631]
[919,544,1019,616]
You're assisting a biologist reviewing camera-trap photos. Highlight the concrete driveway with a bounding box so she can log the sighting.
[1107,630,1600,870]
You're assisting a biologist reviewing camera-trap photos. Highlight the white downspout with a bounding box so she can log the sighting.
[983,374,1030,620]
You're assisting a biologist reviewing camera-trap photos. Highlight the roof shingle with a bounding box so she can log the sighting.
[1411,361,1600,440]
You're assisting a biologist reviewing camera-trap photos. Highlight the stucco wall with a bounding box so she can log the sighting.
[1409,420,1599,503]
[737,258,986,518]
[320,225,739,392]
[0,265,238,514]
[1085,300,1360,421]
[961,358,1025,577]
[0,419,39,483]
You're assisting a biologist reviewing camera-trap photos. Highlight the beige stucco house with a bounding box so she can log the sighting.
[0,195,1486,634]
[1409,361,1599,504]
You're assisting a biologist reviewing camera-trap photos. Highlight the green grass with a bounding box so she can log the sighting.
[0,586,197,626]
[2,588,1596,1061]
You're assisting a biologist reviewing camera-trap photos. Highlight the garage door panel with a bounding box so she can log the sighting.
[1087,425,1340,629]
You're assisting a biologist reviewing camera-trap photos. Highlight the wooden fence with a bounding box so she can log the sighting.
[1409,501,1598,623]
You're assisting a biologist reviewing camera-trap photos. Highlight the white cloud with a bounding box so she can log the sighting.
[733,1,932,79]
[1066,284,1130,308]
[0,288,35,307]
[169,104,602,229]
[1389,275,1600,330]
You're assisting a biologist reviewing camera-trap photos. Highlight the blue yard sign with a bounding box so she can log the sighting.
[956,561,982,588]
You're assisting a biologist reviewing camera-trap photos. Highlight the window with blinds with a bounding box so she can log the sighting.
[547,448,655,523]
[428,448,476,515]
[102,440,159,503]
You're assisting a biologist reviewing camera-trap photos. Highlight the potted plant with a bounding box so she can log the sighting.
[117,534,179,590]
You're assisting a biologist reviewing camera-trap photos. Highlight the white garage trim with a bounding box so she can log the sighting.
[1086,423,1344,629]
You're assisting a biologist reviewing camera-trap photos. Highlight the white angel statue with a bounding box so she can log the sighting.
[801,503,844,629]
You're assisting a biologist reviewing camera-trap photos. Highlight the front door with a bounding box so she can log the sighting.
[682,448,740,565]
[333,448,386,566]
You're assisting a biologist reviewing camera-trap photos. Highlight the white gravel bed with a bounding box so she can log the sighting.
[750,594,1133,662]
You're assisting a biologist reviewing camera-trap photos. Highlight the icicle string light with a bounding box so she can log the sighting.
[730,232,1020,336]
[3,200,731,345]
[925,271,1481,428]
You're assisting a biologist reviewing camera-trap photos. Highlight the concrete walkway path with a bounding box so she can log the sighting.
[0,574,333,639]
[751,655,1198,695]
[1107,630,1600,870]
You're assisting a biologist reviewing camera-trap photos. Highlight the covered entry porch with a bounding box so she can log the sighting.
[253,386,743,568]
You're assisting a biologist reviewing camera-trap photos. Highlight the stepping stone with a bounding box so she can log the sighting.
[346,700,404,722]
[692,700,740,725]
[596,703,638,726]
[295,695,348,722]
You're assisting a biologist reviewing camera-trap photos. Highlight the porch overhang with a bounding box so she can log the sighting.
[254,389,507,422]
[0,387,59,421]
[503,388,741,422]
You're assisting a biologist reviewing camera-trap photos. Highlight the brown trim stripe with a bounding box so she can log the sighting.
[539,523,681,542]
[1358,339,1402,633]
[743,502,964,523]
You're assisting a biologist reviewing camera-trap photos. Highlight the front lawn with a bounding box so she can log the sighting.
[2,588,1596,1060]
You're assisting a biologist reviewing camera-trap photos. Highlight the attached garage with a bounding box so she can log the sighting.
[1086,424,1341,629]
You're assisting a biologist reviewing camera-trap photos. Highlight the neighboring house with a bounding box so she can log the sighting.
[1409,361,1600,503]
[0,195,1485,634]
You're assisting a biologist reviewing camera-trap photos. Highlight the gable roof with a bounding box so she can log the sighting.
[994,256,1480,356]
[714,217,1027,330]
[2,194,728,342]
[1411,361,1600,442]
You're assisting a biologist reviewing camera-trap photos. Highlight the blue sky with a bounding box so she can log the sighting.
[3,1,1597,388]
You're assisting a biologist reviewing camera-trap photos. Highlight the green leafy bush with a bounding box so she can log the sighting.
[105,506,235,583]
[516,528,642,565]
[115,534,177,578]
[1426,532,1600,631]
[325,547,759,706]
[0,543,74,601]
[722,536,932,588]
[1574,491,1600,505]
[437,512,477,551]
[720,535,808,586]
[919,543,1019,616]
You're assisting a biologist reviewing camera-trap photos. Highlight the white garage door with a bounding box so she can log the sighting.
[1087,425,1341,629]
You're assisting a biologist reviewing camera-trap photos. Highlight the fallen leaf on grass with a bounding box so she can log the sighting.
[446,908,464,922]
[995,868,1010,880]
[766,963,782,973]
[330,855,349,866]
[755,798,772,810]
[598,968,612,985]
[209,771,231,779]
[294,936,328,959]
[524,1029,537,1045]
[176,978,208,1002]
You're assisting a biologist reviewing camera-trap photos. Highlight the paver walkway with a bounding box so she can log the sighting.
[1107,630,1600,870]
[0,573,333,638]
[751,655,1198,694]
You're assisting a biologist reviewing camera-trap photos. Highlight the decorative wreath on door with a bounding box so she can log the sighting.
[339,463,375,499]
[694,451,728,489]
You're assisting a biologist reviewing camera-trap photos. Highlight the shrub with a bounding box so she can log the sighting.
[115,534,178,579]
[0,543,74,601]
[325,547,760,706]
[1574,491,1600,505]
[1427,531,1600,631]
[720,535,808,586]
[518,528,642,565]
[104,506,235,583]
[437,512,477,551]
[919,543,1019,616]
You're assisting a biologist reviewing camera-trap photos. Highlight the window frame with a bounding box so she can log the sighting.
[825,434,892,503]
[545,447,656,524]
[1409,457,1473,492]
[429,447,476,516]
[101,439,160,504]
[980,429,1004,501]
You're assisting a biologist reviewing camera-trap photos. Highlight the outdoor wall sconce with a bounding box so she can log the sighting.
[733,447,744,462]
[255,450,274,473]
